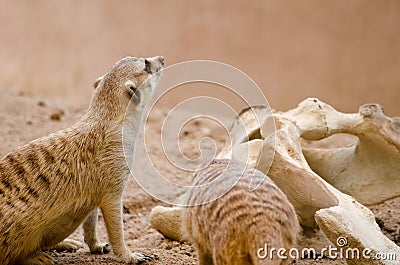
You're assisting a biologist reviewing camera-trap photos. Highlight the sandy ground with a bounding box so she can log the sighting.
[1,88,399,264]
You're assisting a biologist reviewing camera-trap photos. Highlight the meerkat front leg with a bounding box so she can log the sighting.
[101,196,152,264]
[83,208,111,254]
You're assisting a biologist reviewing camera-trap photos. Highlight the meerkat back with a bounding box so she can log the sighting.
[182,159,300,265]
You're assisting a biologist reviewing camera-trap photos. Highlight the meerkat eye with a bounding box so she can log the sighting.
[144,59,152,74]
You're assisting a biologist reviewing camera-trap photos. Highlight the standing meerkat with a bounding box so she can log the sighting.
[182,159,300,265]
[0,56,164,265]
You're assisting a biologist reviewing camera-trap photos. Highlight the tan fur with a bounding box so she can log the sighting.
[0,56,164,265]
[182,159,300,265]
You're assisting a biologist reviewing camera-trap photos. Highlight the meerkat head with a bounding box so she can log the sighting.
[89,56,164,121]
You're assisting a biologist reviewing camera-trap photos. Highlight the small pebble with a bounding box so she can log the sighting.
[50,110,64,121]
[38,100,46,107]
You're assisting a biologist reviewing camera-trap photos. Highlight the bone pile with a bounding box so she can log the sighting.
[150,98,400,265]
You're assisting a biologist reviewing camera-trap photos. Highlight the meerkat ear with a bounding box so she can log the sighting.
[125,80,140,104]
[93,75,104,89]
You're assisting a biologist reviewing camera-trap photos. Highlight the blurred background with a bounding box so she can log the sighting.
[0,0,399,115]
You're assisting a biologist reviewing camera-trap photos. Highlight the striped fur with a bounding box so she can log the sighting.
[182,159,300,265]
[0,56,163,265]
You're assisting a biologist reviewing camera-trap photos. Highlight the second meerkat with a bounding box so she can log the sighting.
[182,159,300,265]
[0,56,164,264]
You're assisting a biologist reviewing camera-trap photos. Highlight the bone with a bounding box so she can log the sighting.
[149,206,187,242]
[265,101,400,264]
[292,99,400,205]
[258,123,339,228]
[149,99,400,264]
[315,198,400,265]
[231,139,262,169]
[217,105,273,159]
[231,117,338,227]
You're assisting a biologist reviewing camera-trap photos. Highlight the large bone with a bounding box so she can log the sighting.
[149,99,400,264]
[240,101,400,264]
[258,115,400,264]
[287,99,400,205]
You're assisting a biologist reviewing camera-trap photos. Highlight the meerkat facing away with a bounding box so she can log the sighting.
[182,159,300,265]
[0,56,164,265]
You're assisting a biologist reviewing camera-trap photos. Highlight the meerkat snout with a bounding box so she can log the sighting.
[145,56,165,74]
[148,55,165,66]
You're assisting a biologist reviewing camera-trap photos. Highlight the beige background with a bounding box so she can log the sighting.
[0,0,399,115]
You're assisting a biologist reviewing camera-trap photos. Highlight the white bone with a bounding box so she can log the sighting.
[149,206,187,242]
[292,99,400,205]
[149,99,400,264]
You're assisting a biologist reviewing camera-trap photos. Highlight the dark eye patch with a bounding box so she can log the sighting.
[128,84,137,92]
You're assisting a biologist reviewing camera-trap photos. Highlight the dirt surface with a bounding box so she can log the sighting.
[1,88,399,264]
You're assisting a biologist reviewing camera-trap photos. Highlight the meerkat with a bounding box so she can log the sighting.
[182,159,300,265]
[0,55,164,265]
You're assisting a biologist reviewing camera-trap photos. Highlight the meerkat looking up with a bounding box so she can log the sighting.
[0,56,164,265]
[182,159,300,265]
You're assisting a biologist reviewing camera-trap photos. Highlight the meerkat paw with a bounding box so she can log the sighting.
[50,239,84,252]
[129,253,153,264]
[89,242,111,254]
[24,252,55,265]
[118,251,153,264]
